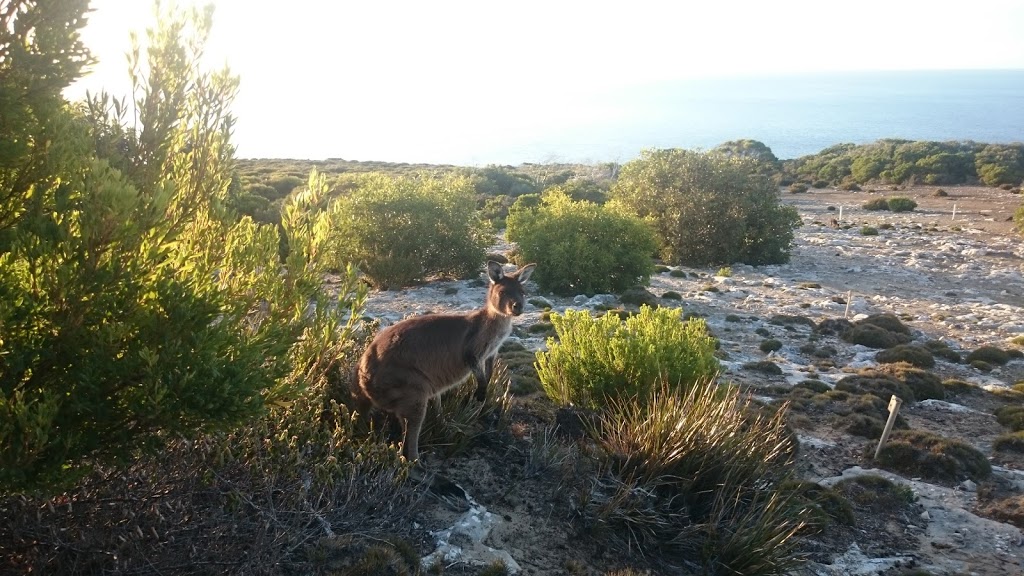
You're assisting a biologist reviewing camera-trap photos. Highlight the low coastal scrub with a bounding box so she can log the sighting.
[326,173,491,289]
[537,306,719,408]
[787,139,1024,187]
[612,149,802,266]
[506,190,657,295]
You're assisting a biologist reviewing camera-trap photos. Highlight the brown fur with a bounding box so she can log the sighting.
[355,261,536,461]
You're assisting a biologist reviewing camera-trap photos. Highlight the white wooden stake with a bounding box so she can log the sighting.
[839,206,844,222]
[874,395,904,460]
[844,291,852,319]
[952,204,957,221]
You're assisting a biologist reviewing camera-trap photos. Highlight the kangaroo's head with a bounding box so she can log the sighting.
[486,261,536,317]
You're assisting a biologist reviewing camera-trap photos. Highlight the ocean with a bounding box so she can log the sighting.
[488,69,1024,164]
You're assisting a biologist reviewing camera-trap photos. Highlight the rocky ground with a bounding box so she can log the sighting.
[354,185,1024,575]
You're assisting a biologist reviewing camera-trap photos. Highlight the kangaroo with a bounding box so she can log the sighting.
[355,261,536,462]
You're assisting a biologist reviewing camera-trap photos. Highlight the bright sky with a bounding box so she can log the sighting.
[70,0,1024,164]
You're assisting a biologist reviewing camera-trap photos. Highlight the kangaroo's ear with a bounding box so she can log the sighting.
[486,260,504,283]
[514,263,536,284]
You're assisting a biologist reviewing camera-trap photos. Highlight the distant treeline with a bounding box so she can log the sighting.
[230,139,1024,225]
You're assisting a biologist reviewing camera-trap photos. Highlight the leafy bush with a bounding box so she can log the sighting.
[326,173,490,289]
[862,197,891,211]
[861,226,879,236]
[505,190,657,295]
[582,383,806,574]
[612,149,802,266]
[0,4,370,493]
[788,182,809,194]
[887,197,918,212]
[536,306,719,409]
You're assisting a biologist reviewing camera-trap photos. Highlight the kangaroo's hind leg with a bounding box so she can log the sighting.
[398,397,428,462]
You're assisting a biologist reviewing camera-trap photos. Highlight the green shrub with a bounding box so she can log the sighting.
[874,430,991,483]
[506,191,656,296]
[926,340,962,363]
[993,431,1024,453]
[887,197,918,212]
[267,174,304,198]
[788,182,809,194]
[836,374,913,402]
[760,339,783,353]
[584,383,805,573]
[861,226,879,236]
[839,181,862,191]
[843,324,910,349]
[862,197,891,211]
[716,266,733,277]
[537,306,719,409]
[326,173,490,289]
[995,405,1024,432]
[966,345,1011,366]
[612,149,802,266]
[743,360,784,375]
[934,188,948,197]
[878,363,945,401]
[876,345,935,368]
[859,313,911,334]
[972,360,994,372]
[0,6,370,493]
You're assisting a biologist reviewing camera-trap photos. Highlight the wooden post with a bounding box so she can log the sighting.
[839,206,844,222]
[844,291,852,319]
[874,395,903,460]
[952,204,957,221]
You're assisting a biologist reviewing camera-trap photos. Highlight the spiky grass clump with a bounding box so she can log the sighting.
[537,306,719,409]
[419,361,513,457]
[874,430,992,483]
[581,382,807,575]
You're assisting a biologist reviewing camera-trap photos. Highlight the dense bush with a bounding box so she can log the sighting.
[787,139,1024,186]
[862,197,891,211]
[612,149,802,266]
[505,190,656,295]
[326,173,490,289]
[887,197,918,212]
[536,306,719,409]
[876,345,935,368]
[874,430,991,483]
[966,345,1011,365]
[0,2,353,492]
[582,383,806,573]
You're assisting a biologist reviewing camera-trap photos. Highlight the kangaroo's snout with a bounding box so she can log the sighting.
[512,300,523,315]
